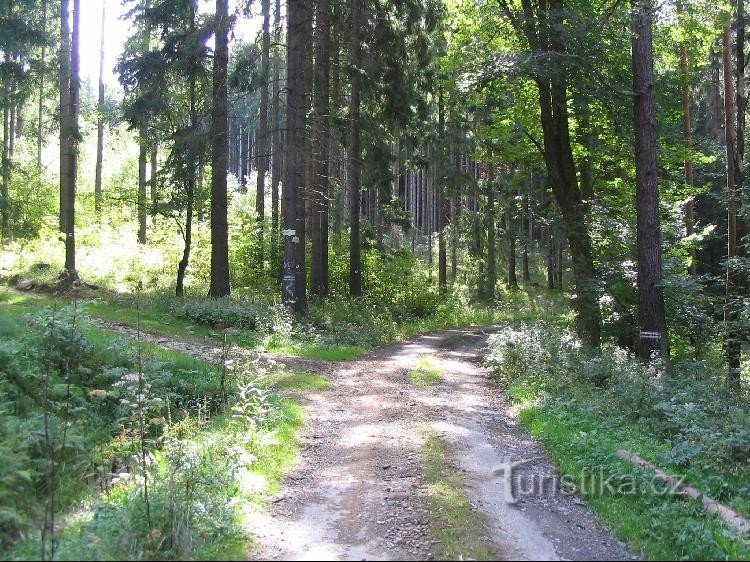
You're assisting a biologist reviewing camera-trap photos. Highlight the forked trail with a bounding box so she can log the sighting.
[243,328,636,561]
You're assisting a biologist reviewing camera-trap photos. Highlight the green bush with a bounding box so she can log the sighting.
[170,297,274,330]
[485,322,750,558]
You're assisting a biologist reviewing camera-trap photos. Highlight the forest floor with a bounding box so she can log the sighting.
[98,318,636,560]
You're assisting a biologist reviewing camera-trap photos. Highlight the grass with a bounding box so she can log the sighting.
[0,292,328,561]
[266,341,367,361]
[273,372,330,393]
[408,356,444,386]
[513,397,750,560]
[420,433,497,560]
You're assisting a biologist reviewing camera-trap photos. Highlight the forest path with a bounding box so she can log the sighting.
[90,316,634,560]
[242,327,635,561]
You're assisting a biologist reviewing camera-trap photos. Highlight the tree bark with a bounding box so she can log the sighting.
[270,0,282,231]
[723,14,743,387]
[348,0,363,297]
[677,0,696,275]
[256,0,270,230]
[62,0,80,279]
[633,0,669,362]
[37,0,46,170]
[59,0,70,233]
[176,5,199,297]
[282,0,308,311]
[506,208,518,289]
[310,0,331,298]
[485,163,497,298]
[209,0,231,298]
[137,0,152,245]
[150,144,157,207]
[503,0,602,346]
[94,0,105,215]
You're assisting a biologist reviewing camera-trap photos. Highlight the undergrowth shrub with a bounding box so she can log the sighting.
[170,297,273,330]
[485,322,750,530]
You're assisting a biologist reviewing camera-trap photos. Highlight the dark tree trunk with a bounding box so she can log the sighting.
[633,0,669,361]
[62,0,80,278]
[240,125,247,189]
[94,0,105,215]
[150,145,157,207]
[522,243,530,282]
[137,0,152,245]
[348,0,363,297]
[209,0,231,298]
[282,0,308,311]
[256,0,270,230]
[723,15,743,387]
[677,0,696,275]
[176,181,194,297]
[485,164,496,298]
[37,0,46,170]
[310,0,331,298]
[270,0,282,231]
[177,6,199,297]
[547,231,555,289]
[506,209,518,289]
[1,31,9,239]
[438,97,447,294]
[59,0,70,233]
[504,0,602,346]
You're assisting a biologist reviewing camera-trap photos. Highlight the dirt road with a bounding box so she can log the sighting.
[242,328,636,561]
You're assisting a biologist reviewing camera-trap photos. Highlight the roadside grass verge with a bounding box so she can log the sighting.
[486,323,750,560]
[2,284,568,363]
[421,433,497,560]
[0,296,323,561]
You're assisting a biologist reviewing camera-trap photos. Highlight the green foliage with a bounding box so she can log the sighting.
[408,356,444,386]
[170,297,273,330]
[420,433,496,560]
[485,322,750,559]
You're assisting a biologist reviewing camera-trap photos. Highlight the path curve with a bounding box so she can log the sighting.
[244,327,636,561]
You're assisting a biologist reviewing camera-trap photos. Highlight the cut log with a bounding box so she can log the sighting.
[616,449,749,534]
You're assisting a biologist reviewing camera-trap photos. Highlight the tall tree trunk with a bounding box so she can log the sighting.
[633,0,669,361]
[59,0,70,233]
[256,0,270,233]
[509,0,602,347]
[282,0,308,311]
[176,182,193,297]
[547,231,555,289]
[723,11,743,387]
[438,97,447,294]
[137,0,152,244]
[37,0,47,170]
[209,0,230,298]
[522,176,531,282]
[677,0,696,275]
[176,7,198,298]
[1,19,10,241]
[506,208,518,289]
[62,0,80,279]
[94,0,105,215]
[240,125,247,189]
[1,75,8,239]
[310,0,331,298]
[348,0,363,296]
[485,163,496,298]
[150,145,157,207]
[270,0,282,231]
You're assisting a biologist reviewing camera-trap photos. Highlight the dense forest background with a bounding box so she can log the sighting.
[0,0,749,559]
